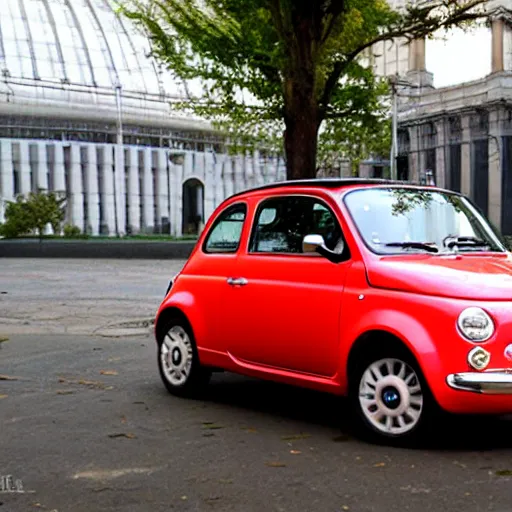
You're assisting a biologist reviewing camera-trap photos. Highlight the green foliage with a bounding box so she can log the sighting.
[0,191,66,239]
[63,224,82,238]
[119,0,489,178]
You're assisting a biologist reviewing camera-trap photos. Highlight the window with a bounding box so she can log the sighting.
[203,203,247,253]
[249,196,345,254]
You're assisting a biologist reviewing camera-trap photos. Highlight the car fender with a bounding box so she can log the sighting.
[155,291,209,348]
[341,308,444,399]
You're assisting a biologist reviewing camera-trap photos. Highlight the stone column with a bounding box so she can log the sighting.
[126,147,140,235]
[406,37,434,88]
[35,142,49,190]
[52,143,66,194]
[492,18,505,73]
[154,148,169,233]
[114,144,126,236]
[68,144,84,231]
[0,140,14,224]
[100,145,116,235]
[213,153,226,208]
[0,139,14,200]
[223,156,235,198]
[204,150,215,221]
[434,119,447,189]
[408,126,420,182]
[253,150,264,187]
[234,155,245,193]
[85,144,100,236]
[488,108,502,229]
[460,115,472,197]
[19,140,31,194]
[142,148,154,233]
[169,160,182,238]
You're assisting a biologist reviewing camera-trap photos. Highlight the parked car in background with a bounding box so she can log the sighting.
[154,178,512,444]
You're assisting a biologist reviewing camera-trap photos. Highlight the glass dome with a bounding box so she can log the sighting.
[0,0,185,98]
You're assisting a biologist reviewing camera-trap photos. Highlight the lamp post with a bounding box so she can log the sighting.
[114,81,123,237]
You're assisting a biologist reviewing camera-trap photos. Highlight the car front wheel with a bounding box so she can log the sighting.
[157,316,211,398]
[349,349,437,445]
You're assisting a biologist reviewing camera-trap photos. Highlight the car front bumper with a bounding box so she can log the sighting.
[447,371,512,394]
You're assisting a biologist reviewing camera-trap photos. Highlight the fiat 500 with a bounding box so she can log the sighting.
[154,178,512,444]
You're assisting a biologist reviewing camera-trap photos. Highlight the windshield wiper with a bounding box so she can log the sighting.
[443,235,490,250]
[385,242,439,253]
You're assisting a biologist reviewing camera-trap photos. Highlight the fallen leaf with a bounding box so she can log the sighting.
[0,374,18,381]
[58,377,67,383]
[281,433,311,441]
[56,390,74,395]
[203,432,215,437]
[290,450,301,455]
[465,492,472,496]
[496,469,512,477]
[265,461,287,468]
[100,370,118,376]
[453,460,467,469]
[121,415,127,424]
[202,422,223,430]
[374,462,386,468]
[0,336,8,343]
[218,479,233,484]
[92,487,112,493]
[0,394,7,399]
[181,496,188,501]
[342,506,350,511]
[108,432,137,439]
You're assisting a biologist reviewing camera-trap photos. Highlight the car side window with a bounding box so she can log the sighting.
[203,203,247,253]
[249,196,345,254]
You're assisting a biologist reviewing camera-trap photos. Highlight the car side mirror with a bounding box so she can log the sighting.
[302,234,348,264]
[302,234,325,253]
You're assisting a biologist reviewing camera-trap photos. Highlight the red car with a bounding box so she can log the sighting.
[154,178,512,444]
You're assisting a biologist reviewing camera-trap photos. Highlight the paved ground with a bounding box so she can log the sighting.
[2,259,512,511]
[0,259,185,336]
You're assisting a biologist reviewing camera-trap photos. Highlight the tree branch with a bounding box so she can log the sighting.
[319,0,491,114]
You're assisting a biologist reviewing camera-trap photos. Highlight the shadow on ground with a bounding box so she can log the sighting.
[157,371,512,452]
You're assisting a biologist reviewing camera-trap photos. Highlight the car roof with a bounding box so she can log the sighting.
[226,178,460,201]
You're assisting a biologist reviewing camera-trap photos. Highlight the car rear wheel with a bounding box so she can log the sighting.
[349,347,438,445]
[157,316,211,397]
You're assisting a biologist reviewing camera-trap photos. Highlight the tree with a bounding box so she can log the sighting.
[120,0,490,180]
[0,191,66,239]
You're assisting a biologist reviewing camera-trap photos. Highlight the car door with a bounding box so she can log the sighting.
[182,201,248,353]
[222,193,352,377]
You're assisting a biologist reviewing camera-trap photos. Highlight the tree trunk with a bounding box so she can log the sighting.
[284,113,320,180]
[283,78,321,180]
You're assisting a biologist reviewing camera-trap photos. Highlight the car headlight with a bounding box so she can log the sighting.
[457,307,494,342]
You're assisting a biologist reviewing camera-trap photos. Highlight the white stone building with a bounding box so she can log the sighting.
[366,0,512,235]
[0,0,286,236]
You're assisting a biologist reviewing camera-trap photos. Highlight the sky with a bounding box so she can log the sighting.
[426,26,492,88]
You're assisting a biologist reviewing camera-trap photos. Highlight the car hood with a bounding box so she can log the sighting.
[365,253,512,300]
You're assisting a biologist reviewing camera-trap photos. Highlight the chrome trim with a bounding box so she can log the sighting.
[447,372,512,394]
[227,277,248,286]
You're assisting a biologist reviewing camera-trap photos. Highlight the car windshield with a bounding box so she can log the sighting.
[343,187,507,255]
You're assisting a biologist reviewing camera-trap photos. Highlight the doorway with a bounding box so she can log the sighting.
[182,178,205,235]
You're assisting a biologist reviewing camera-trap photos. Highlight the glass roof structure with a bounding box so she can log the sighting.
[0,0,210,133]
[0,0,182,95]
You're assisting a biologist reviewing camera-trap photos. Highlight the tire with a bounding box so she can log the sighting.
[348,344,440,446]
[157,315,211,398]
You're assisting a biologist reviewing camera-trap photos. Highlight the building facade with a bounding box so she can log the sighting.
[364,1,512,235]
[0,0,286,236]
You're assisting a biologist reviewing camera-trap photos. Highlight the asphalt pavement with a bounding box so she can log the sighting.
[2,259,512,511]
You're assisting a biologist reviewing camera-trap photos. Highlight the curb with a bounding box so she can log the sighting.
[0,240,197,259]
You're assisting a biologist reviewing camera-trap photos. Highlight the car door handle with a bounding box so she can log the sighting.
[227,277,248,286]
